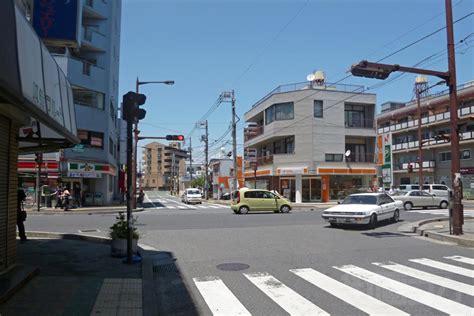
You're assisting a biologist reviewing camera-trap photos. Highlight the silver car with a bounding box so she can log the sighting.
[392,190,449,210]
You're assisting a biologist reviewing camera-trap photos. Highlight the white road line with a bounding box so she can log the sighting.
[145,194,159,208]
[444,255,474,266]
[373,262,473,296]
[177,206,187,209]
[409,258,474,278]
[197,205,208,209]
[244,272,329,316]
[193,277,251,316]
[167,206,176,209]
[335,265,473,315]
[291,268,408,316]
[206,204,223,209]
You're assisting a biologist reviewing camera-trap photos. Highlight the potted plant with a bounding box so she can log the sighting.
[109,212,139,257]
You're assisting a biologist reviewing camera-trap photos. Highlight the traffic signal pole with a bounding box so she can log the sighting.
[204,120,209,200]
[231,91,238,199]
[125,107,134,265]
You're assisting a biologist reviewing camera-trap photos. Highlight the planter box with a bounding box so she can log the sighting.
[111,238,138,257]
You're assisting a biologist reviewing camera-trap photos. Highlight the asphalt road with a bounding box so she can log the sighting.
[27,190,474,315]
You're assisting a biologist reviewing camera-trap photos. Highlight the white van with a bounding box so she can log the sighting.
[398,184,451,197]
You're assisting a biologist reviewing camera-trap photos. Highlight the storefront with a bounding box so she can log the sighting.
[0,1,78,272]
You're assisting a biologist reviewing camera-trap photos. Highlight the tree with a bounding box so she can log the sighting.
[190,176,205,189]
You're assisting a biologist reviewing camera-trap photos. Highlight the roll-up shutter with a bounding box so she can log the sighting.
[0,115,10,271]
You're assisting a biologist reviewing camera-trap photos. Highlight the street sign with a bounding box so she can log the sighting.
[245,147,257,162]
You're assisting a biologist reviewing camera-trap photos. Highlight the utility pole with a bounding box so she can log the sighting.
[231,90,238,198]
[189,137,193,182]
[204,120,209,200]
[172,151,176,195]
[125,105,134,265]
[445,0,463,235]
[35,153,42,212]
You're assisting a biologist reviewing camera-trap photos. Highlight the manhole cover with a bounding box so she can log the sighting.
[216,263,250,271]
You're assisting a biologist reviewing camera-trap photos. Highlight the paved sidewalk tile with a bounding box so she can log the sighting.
[90,278,142,316]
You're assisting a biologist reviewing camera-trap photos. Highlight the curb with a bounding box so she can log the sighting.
[397,217,447,233]
[420,230,474,247]
[26,208,144,216]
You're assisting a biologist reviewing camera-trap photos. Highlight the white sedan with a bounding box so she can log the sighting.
[322,193,403,228]
[392,190,449,210]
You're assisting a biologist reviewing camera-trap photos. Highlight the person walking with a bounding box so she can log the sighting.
[62,187,71,211]
[17,188,27,242]
[73,183,82,207]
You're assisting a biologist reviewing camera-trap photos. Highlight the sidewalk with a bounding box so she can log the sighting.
[26,205,144,215]
[0,236,143,316]
[399,217,474,247]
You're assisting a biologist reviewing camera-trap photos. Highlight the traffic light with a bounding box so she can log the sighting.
[166,135,185,141]
[122,91,147,123]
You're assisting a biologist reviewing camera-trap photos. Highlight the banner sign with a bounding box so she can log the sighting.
[67,171,101,178]
[33,0,79,42]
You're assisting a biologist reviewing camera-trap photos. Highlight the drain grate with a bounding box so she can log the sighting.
[153,263,177,273]
[216,263,250,271]
[78,229,101,233]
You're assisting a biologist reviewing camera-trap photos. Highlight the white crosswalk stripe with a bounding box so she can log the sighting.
[409,258,474,278]
[335,265,473,315]
[291,268,408,315]
[167,206,176,209]
[193,277,251,316]
[192,256,473,315]
[244,272,329,315]
[373,261,474,296]
[444,255,474,265]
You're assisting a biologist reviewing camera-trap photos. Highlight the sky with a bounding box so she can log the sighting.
[119,0,474,164]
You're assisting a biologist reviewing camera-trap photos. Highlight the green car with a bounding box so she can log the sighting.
[231,188,292,214]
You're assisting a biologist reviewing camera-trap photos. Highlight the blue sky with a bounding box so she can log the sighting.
[119,0,474,163]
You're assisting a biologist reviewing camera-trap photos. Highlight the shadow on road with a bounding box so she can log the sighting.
[323,219,406,231]
[142,250,198,315]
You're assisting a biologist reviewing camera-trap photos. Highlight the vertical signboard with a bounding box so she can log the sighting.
[33,0,79,44]
[382,133,392,185]
[42,44,64,126]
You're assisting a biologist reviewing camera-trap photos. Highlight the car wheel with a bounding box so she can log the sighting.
[239,206,249,214]
[404,202,413,211]
[330,222,338,228]
[369,213,378,228]
[392,209,400,223]
[440,201,448,209]
[280,205,291,213]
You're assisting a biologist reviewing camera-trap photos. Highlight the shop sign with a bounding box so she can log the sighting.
[67,171,101,178]
[68,162,111,174]
[72,144,85,153]
[278,167,307,175]
[460,167,474,175]
[382,163,391,183]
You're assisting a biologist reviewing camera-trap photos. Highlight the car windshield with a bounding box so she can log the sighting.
[187,190,200,195]
[342,195,377,205]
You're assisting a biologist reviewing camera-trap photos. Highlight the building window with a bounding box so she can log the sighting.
[314,100,323,118]
[73,87,105,109]
[109,137,114,156]
[325,154,343,162]
[284,136,294,153]
[78,129,104,148]
[345,103,372,128]
[265,102,294,125]
[439,150,471,161]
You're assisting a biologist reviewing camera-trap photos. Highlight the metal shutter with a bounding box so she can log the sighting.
[0,115,10,270]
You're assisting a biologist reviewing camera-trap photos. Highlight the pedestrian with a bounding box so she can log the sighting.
[73,183,82,207]
[17,188,27,242]
[51,186,63,208]
[62,186,71,211]
[138,190,145,207]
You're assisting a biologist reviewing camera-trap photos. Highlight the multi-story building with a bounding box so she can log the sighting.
[243,78,378,202]
[209,158,233,199]
[142,142,187,191]
[18,0,122,204]
[376,81,474,196]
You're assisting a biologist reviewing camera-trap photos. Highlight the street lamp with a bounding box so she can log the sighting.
[132,77,174,208]
[350,0,462,235]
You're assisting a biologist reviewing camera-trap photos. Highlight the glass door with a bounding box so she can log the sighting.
[280,178,295,202]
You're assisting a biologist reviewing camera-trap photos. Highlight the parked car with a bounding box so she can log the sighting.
[220,192,231,200]
[322,193,402,228]
[230,188,292,214]
[398,184,451,197]
[392,190,449,210]
[182,188,202,204]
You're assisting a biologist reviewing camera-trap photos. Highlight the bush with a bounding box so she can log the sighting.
[109,212,139,240]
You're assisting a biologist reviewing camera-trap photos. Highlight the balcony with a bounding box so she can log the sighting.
[244,125,264,141]
[345,118,374,129]
[53,55,107,92]
[81,26,107,52]
[83,0,108,19]
[378,105,474,134]
[394,161,436,172]
[392,131,474,152]
[345,153,375,163]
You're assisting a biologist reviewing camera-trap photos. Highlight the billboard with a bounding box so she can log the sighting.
[33,0,79,43]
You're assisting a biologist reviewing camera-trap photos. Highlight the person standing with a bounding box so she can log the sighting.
[17,188,27,241]
[73,183,82,207]
[62,186,71,211]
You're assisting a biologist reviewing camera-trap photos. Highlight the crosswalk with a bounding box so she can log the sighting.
[146,197,224,209]
[193,255,474,315]
[407,208,474,217]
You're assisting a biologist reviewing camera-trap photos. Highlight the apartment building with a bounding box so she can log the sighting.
[244,78,378,202]
[17,0,122,204]
[376,81,474,196]
[142,142,187,191]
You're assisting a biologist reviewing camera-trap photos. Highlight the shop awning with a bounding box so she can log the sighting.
[0,2,79,153]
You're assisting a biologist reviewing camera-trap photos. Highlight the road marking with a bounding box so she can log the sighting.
[167,206,176,209]
[193,276,251,316]
[177,206,187,209]
[197,205,207,209]
[244,272,329,316]
[373,262,473,296]
[409,258,474,278]
[205,204,222,209]
[290,268,408,315]
[145,194,158,208]
[444,255,474,266]
[335,265,473,315]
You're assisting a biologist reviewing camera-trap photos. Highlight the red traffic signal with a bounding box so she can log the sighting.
[166,135,185,141]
